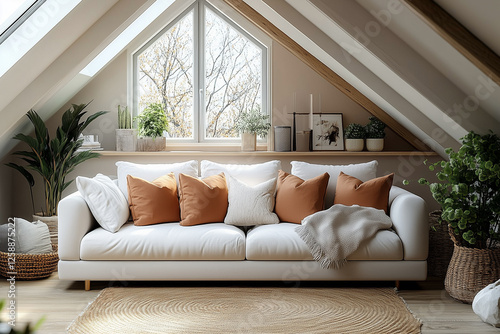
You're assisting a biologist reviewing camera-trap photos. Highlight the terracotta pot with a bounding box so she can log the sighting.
[366,138,384,152]
[241,132,256,151]
[345,138,364,152]
[445,244,500,303]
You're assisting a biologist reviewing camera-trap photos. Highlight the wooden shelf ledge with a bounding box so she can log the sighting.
[98,150,438,157]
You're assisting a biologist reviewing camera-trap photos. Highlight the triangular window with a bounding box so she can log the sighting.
[133,0,268,142]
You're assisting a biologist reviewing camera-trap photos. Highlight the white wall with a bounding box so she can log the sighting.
[4,39,438,221]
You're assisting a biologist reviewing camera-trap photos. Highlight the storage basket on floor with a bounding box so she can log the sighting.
[0,245,58,280]
[428,210,454,278]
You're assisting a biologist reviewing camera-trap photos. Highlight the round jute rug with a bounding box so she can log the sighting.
[67,287,421,334]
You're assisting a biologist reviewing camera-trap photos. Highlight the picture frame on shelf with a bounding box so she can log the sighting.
[312,113,344,151]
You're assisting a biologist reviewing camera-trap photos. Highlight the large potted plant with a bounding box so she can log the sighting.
[419,131,500,303]
[6,103,106,245]
[136,103,169,152]
[364,116,386,152]
[115,105,137,151]
[344,123,365,151]
[235,107,271,151]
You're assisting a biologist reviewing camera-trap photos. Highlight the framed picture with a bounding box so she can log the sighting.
[312,113,344,150]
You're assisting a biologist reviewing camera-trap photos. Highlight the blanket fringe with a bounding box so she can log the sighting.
[296,225,348,269]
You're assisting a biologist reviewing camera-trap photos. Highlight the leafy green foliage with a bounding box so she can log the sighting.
[235,107,271,138]
[419,131,500,249]
[0,299,45,333]
[117,105,132,129]
[344,123,366,139]
[136,103,169,138]
[6,103,107,216]
[364,116,386,138]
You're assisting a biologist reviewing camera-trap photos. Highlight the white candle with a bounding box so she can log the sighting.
[293,92,297,114]
[319,94,321,114]
[309,94,314,130]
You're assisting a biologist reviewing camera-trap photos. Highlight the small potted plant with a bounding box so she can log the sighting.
[115,105,137,151]
[136,103,169,151]
[364,116,386,151]
[418,131,500,303]
[344,123,365,151]
[235,107,271,151]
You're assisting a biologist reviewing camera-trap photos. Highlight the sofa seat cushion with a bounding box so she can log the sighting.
[246,223,403,261]
[80,223,245,260]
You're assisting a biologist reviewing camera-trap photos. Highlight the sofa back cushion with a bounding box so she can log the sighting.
[179,173,228,226]
[127,173,180,226]
[275,170,330,224]
[116,160,198,200]
[290,160,378,208]
[334,172,394,213]
[201,160,281,186]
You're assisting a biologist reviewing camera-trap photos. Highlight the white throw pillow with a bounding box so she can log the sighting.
[6,217,52,254]
[116,160,198,199]
[224,175,279,226]
[76,174,130,233]
[201,160,281,186]
[291,160,378,208]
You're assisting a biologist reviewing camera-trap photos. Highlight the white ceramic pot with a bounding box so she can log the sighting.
[116,129,137,151]
[345,138,364,152]
[137,137,166,151]
[366,138,384,152]
[241,132,257,151]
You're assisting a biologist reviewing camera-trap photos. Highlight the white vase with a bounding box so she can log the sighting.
[241,132,257,151]
[33,214,58,246]
[137,137,166,151]
[366,138,384,152]
[345,138,364,152]
[116,129,137,151]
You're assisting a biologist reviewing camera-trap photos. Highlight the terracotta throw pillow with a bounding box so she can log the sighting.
[127,173,180,226]
[179,173,228,226]
[334,172,394,213]
[275,170,330,224]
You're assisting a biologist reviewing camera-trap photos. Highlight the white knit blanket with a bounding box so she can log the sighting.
[295,204,393,269]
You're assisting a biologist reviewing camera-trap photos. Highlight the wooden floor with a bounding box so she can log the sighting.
[0,274,497,333]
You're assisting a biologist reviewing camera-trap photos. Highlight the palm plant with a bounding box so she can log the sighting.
[6,103,107,216]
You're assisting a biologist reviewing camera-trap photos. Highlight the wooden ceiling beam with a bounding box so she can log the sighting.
[223,0,430,151]
[402,0,500,86]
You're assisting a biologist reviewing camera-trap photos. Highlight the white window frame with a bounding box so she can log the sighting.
[130,0,271,146]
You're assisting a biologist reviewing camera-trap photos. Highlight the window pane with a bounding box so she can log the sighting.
[137,11,194,138]
[204,7,262,139]
[0,0,37,35]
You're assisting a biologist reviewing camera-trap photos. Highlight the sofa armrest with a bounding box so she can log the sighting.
[388,186,428,261]
[58,191,97,260]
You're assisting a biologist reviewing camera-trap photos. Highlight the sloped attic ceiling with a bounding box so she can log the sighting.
[1,0,499,160]
[227,0,500,156]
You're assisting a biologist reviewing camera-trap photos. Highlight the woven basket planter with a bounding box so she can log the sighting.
[445,244,500,303]
[428,210,454,278]
[0,245,58,280]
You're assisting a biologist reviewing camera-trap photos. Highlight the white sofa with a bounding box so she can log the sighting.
[57,160,428,289]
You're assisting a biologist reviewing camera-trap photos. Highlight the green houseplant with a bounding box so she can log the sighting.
[419,131,500,303]
[364,116,386,152]
[344,123,365,152]
[136,103,169,151]
[6,103,106,217]
[116,105,137,152]
[235,107,271,151]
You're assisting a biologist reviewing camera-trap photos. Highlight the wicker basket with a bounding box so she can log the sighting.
[445,244,500,303]
[428,210,454,278]
[0,245,58,280]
